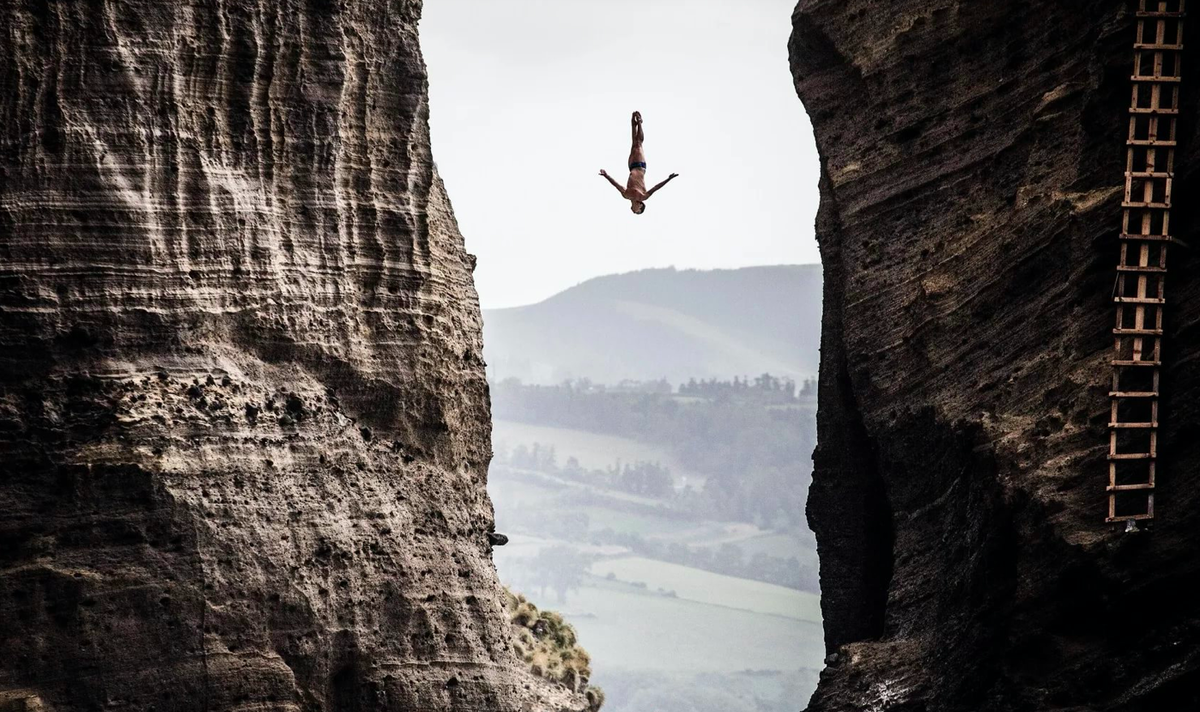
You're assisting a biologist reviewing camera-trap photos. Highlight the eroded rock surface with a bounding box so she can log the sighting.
[0,2,584,710]
[791,2,1200,710]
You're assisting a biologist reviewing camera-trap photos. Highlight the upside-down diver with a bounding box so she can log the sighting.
[599,111,679,214]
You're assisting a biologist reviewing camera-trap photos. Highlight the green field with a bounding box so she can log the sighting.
[574,505,696,536]
[489,472,700,540]
[492,419,705,486]
[646,520,769,546]
[549,580,824,673]
[590,557,821,621]
[487,419,824,689]
[492,534,630,568]
[499,466,675,508]
[737,530,820,570]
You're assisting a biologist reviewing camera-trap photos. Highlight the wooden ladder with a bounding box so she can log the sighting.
[1108,0,1187,525]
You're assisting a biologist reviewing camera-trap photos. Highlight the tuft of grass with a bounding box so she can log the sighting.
[503,588,601,708]
[585,686,605,712]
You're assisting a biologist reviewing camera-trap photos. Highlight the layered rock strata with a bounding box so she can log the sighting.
[791,1,1200,710]
[0,2,583,710]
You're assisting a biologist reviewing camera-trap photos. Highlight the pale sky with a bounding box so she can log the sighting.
[420,0,821,309]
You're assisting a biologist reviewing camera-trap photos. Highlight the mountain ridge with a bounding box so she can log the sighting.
[483,264,822,385]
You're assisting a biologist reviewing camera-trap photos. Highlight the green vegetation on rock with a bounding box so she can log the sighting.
[505,588,603,710]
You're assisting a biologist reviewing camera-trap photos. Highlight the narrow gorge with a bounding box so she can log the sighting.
[792,1,1200,710]
[0,1,585,710]
[8,1,1198,711]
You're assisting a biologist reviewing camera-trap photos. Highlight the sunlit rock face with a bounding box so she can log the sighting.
[791,1,1200,710]
[0,2,583,710]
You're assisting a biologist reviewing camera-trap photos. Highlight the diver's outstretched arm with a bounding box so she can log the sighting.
[599,169,626,194]
[645,173,679,198]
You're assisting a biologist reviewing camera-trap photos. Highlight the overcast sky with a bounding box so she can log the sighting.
[420,0,821,309]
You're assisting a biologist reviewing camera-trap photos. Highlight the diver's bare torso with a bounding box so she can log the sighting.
[625,168,647,201]
[599,111,677,213]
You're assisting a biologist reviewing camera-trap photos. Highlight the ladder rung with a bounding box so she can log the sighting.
[1119,233,1173,241]
[1107,483,1155,492]
[1109,452,1155,460]
[1134,43,1186,50]
[1106,512,1155,523]
[1112,359,1162,367]
[1129,108,1180,116]
[1109,421,1159,428]
[1125,170,1175,176]
[1110,391,1160,397]
[1137,10,1187,17]
[1131,75,1183,82]
[1114,296,1166,304]
[1115,265,1167,273]
[1113,327,1164,335]
[1127,139,1178,146]
[1122,201,1173,209]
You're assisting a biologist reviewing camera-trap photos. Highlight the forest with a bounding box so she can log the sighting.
[490,375,817,529]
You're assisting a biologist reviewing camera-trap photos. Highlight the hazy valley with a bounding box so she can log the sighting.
[483,266,824,712]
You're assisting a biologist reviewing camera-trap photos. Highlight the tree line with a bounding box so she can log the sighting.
[490,376,816,530]
[498,444,675,499]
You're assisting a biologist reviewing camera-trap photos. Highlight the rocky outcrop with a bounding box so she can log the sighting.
[791,1,1200,710]
[0,2,584,710]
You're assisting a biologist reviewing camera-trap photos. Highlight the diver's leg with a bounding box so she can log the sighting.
[629,112,645,167]
[628,142,646,169]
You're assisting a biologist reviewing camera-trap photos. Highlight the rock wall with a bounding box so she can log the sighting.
[791,1,1200,710]
[0,2,583,710]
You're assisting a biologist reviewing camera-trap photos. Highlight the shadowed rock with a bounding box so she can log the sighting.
[791,1,1200,710]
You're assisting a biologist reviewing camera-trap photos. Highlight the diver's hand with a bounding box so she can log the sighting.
[599,169,609,177]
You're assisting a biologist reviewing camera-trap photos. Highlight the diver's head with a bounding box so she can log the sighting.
[631,201,646,215]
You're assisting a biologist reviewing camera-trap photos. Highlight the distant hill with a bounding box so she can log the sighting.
[482,265,822,385]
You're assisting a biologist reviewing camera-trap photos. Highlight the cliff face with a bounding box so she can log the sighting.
[791,2,1200,710]
[0,2,582,710]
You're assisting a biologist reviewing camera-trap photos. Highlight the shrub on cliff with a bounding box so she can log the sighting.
[504,588,601,709]
[585,685,605,711]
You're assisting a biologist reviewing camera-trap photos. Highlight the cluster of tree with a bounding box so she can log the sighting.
[497,445,676,500]
[502,545,594,604]
[609,378,673,394]
[677,374,815,401]
[551,374,816,401]
[610,461,674,498]
[491,468,816,592]
[504,442,560,472]
[548,378,672,395]
[505,506,593,542]
[590,529,818,593]
[500,538,816,600]
[490,376,815,529]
